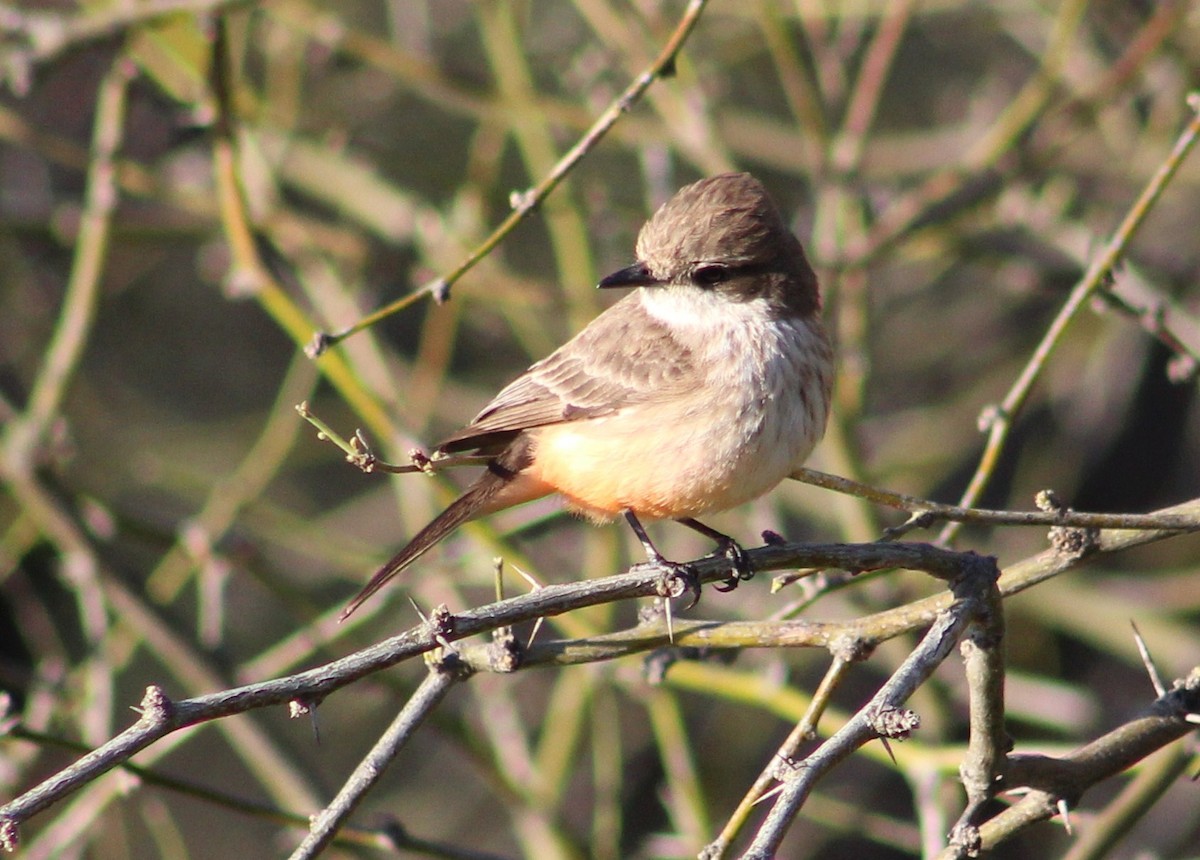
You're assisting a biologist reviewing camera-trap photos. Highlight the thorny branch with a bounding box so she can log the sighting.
[3,501,1199,851]
[287,657,469,860]
[735,552,1004,858]
[939,669,1200,860]
[0,540,977,842]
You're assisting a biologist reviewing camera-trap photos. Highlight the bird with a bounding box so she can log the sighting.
[341,172,833,621]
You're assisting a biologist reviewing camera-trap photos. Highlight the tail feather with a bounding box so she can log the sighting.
[339,481,491,621]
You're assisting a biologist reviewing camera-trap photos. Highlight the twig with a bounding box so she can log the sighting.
[740,558,999,858]
[1094,272,1200,383]
[305,0,712,355]
[790,467,1200,534]
[0,0,255,92]
[206,17,395,442]
[288,657,468,858]
[3,723,373,848]
[1,55,131,475]
[948,571,1008,854]
[3,720,508,857]
[0,540,989,839]
[936,667,1200,858]
[0,436,326,849]
[940,93,1200,544]
[703,657,853,858]
[295,401,491,474]
[1059,740,1197,860]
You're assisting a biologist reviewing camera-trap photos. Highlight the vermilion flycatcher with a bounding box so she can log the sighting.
[342,172,833,619]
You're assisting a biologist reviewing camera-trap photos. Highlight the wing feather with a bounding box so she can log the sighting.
[437,294,694,454]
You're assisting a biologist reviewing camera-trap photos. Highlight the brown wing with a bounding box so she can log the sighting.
[437,294,695,454]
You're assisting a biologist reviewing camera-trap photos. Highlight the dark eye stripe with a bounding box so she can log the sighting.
[691,261,774,286]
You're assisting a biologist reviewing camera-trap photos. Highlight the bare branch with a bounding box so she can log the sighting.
[288,656,469,858]
[738,558,1000,857]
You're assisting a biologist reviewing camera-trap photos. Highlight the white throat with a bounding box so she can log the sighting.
[637,285,771,331]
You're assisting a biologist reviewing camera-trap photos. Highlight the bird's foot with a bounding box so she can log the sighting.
[654,560,702,611]
[625,510,703,610]
[711,537,754,592]
[676,518,754,592]
[650,560,700,644]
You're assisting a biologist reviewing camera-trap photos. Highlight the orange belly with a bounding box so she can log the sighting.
[525,416,792,523]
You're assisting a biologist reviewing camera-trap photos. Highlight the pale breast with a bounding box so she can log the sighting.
[529,292,831,522]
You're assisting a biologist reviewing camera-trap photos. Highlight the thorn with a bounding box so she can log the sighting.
[507,564,548,647]
[664,591,675,644]
[409,597,457,652]
[1057,798,1073,834]
[527,617,546,649]
[511,563,543,591]
[1130,621,1167,697]
[753,782,785,805]
[879,736,897,765]
[653,566,699,643]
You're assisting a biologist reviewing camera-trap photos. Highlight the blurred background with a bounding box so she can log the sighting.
[1,1,1199,858]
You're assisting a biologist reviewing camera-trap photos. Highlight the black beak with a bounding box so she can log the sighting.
[598,262,660,289]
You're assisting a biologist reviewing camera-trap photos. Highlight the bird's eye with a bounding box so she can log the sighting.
[693,264,729,287]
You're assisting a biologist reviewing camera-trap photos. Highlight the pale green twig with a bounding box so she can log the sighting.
[305,0,712,355]
[940,93,1200,544]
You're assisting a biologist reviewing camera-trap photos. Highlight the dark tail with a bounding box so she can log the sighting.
[339,479,493,621]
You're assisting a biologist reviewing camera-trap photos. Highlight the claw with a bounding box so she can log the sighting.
[654,562,701,642]
[662,562,702,610]
[712,536,754,591]
[626,512,705,638]
[625,512,755,614]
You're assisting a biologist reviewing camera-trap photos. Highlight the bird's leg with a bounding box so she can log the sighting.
[676,518,753,591]
[622,511,701,616]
